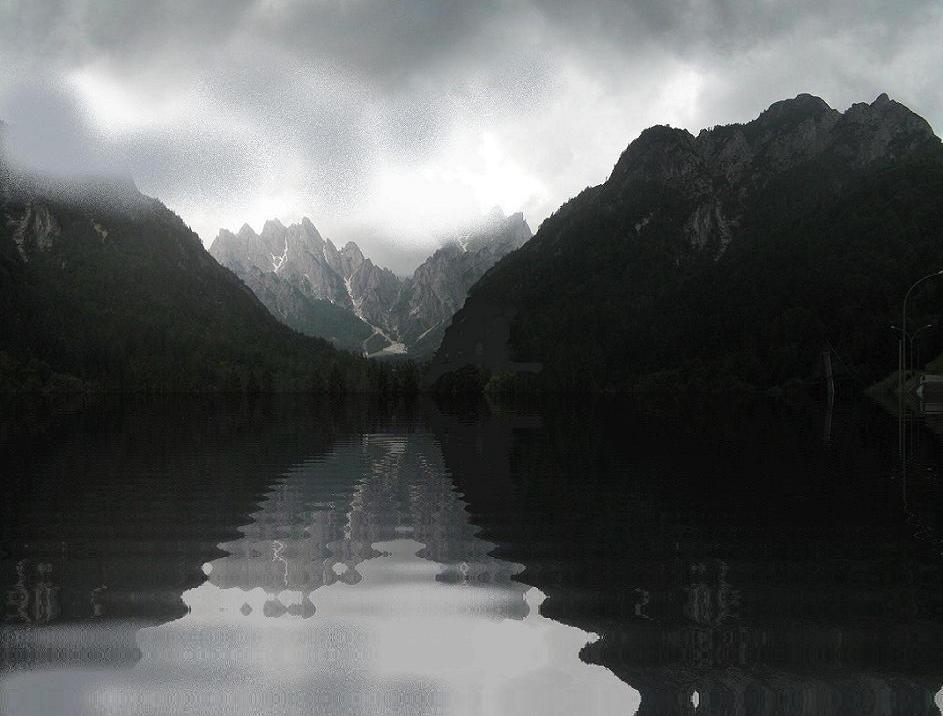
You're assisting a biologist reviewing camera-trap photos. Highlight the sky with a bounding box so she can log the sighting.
[1,0,941,273]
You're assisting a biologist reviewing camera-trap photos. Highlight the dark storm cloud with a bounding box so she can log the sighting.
[8,0,932,83]
[1,0,940,264]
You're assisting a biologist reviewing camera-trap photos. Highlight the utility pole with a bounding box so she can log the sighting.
[821,348,834,445]
[823,348,834,402]
[910,323,936,377]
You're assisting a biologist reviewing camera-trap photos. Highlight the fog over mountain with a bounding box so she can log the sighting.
[1,1,941,267]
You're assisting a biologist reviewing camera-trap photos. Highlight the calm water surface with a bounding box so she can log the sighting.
[2,397,943,715]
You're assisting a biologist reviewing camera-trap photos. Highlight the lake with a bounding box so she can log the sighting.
[2,396,943,715]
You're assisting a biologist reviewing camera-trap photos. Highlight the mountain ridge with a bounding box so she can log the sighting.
[429,92,943,392]
[210,211,532,357]
[0,143,383,393]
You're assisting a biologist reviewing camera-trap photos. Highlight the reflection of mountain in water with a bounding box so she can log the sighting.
[1,429,638,716]
[205,433,527,619]
[1,399,342,674]
[10,397,943,715]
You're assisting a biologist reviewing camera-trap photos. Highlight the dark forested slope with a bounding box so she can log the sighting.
[431,94,943,392]
[0,150,374,392]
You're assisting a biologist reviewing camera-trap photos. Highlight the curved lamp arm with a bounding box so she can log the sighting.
[902,270,943,380]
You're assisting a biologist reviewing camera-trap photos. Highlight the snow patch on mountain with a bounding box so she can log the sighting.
[210,212,532,356]
[271,237,289,272]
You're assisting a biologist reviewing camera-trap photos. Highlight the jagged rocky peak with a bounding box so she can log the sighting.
[751,93,838,131]
[685,94,840,182]
[514,212,529,230]
[388,211,533,352]
[483,205,507,226]
[210,214,391,346]
[484,207,528,234]
[297,216,323,242]
[319,240,366,280]
[843,92,932,129]
[225,217,323,246]
[467,210,531,253]
[493,210,531,246]
[341,240,365,265]
[439,210,532,257]
[739,92,934,164]
[609,125,704,188]
[210,208,534,357]
[214,216,332,274]
[542,92,943,271]
[835,92,939,165]
[283,218,327,256]
[261,217,286,235]
[609,92,938,194]
[738,94,841,172]
[258,219,291,267]
[429,92,943,391]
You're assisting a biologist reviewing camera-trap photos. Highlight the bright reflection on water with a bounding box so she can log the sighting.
[4,397,943,716]
[1,426,636,715]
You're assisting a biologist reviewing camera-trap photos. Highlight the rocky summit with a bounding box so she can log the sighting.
[211,211,532,357]
[429,93,943,392]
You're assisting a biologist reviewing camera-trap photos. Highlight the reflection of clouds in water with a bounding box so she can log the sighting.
[113,540,633,715]
[0,433,639,715]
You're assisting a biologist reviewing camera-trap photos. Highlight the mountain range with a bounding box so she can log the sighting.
[0,132,394,393]
[210,211,532,357]
[430,93,943,392]
[4,92,943,396]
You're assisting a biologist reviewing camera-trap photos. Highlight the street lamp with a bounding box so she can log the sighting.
[892,324,909,357]
[901,270,943,396]
[892,326,908,410]
[910,322,936,375]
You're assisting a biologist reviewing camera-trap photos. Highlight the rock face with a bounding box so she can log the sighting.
[211,219,380,353]
[430,93,943,390]
[211,211,531,357]
[390,212,532,355]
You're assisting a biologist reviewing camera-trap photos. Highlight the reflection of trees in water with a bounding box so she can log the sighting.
[0,397,376,671]
[3,416,638,716]
[4,560,60,624]
[206,433,526,619]
[431,400,943,716]
[594,538,943,715]
[8,396,943,714]
[632,518,943,711]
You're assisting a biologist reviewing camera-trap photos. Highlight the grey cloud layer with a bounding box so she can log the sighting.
[1,0,940,263]
[6,1,933,75]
